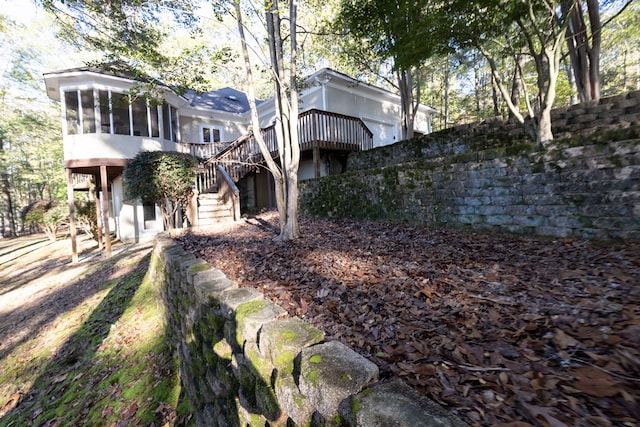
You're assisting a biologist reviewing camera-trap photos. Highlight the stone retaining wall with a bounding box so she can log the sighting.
[151,235,467,426]
[299,92,640,242]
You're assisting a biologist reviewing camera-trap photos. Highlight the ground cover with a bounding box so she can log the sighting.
[0,235,191,426]
[177,211,640,426]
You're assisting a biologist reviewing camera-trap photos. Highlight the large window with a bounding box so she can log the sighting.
[63,88,173,139]
[131,97,149,137]
[150,104,160,137]
[162,104,178,142]
[111,92,130,135]
[64,91,79,135]
[99,90,111,133]
[81,90,96,134]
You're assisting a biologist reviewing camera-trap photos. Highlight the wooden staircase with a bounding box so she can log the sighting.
[179,109,374,223]
[196,193,236,226]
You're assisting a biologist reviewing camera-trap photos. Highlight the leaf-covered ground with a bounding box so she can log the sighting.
[177,211,640,427]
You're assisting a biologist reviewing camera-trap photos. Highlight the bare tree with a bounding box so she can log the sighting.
[233,0,301,240]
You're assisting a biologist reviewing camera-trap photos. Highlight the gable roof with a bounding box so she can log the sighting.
[183,87,258,114]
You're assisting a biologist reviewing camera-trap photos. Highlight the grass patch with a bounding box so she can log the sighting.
[0,242,192,426]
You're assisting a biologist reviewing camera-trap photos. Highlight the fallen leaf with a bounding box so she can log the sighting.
[522,403,567,427]
[553,329,578,350]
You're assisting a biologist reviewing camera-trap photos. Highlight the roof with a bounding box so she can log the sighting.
[44,61,157,84]
[183,87,258,114]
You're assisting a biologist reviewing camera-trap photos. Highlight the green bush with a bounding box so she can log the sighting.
[23,200,68,241]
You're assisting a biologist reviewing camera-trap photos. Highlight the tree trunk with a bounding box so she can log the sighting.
[562,0,601,102]
[444,58,450,129]
[397,69,415,140]
[234,0,300,240]
[0,137,16,237]
[510,53,525,118]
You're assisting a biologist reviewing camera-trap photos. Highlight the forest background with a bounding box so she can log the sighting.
[0,0,638,237]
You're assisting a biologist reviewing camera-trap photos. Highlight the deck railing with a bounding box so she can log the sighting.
[190,109,373,193]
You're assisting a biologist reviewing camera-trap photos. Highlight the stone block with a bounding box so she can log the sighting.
[216,287,264,319]
[259,317,325,374]
[244,342,274,385]
[512,215,546,228]
[194,276,238,305]
[536,225,571,238]
[275,374,315,426]
[339,380,467,427]
[235,299,288,344]
[299,341,378,421]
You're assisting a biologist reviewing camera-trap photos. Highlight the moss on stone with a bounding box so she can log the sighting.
[309,354,322,364]
[189,263,210,274]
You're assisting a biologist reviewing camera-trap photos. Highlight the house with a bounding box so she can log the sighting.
[43,65,436,259]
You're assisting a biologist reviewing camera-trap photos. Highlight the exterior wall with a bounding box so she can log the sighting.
[63,133,176,161]
[324,85,400,148]
[179,114,247,144]
[112,177,163,243]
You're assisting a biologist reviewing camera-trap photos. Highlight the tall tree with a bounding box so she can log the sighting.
[232,0,301,240]
[335,0,437,140]
[0,11,67,236]
[561,0,634,103]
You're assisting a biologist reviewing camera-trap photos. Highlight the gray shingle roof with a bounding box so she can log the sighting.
[184,87,259,114]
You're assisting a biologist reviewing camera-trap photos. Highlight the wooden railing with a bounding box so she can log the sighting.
[178,141,228,159]
[193,109,373,193]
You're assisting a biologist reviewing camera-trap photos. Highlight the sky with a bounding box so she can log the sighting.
[1,0,40,24]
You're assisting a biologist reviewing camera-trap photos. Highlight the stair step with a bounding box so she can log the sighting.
[200,208,232,218]
[198,217,234,226]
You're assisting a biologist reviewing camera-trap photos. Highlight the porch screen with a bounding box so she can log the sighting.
[99,90,111,133]
[111,93,130,135]
[81,90,96,134]
[64,91,79,135]
[131,97,149,137]
[150,105,160,137]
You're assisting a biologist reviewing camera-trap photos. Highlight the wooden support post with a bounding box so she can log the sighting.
[89,175,103,250]
[100,165,112,257]
[313,145,321,179]
[66,168,78,263]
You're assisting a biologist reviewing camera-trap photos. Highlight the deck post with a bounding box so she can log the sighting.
[100,165,112,257]
[89,175,104,250]
[313,145,321,178]
[66,168,78,263]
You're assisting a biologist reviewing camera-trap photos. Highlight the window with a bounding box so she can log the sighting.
[64,91,79,135]
[81,90,96,134]
[111,93,130,135]
[64,88,167,138]
[131,97,149,137]
[170,106,178,142]
[143,203,157,229]
[162,104,179,142]
[99,90,111,133]
[150,105,160,137]
[201,126,221,143]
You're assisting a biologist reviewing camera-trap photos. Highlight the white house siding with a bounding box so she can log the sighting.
[63,134,168,161]
[179,114,247,144]
[112,177,164,243]
[323,85,400,147]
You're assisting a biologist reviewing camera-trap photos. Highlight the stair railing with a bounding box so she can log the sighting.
[193,109,373,193]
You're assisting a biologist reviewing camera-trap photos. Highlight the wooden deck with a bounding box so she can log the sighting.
[182,109,373,192]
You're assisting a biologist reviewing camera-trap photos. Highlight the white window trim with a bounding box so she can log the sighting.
[199,124,222,144]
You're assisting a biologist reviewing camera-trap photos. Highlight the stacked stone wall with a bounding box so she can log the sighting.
[151,235,467,426]
[300,92,640,241]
